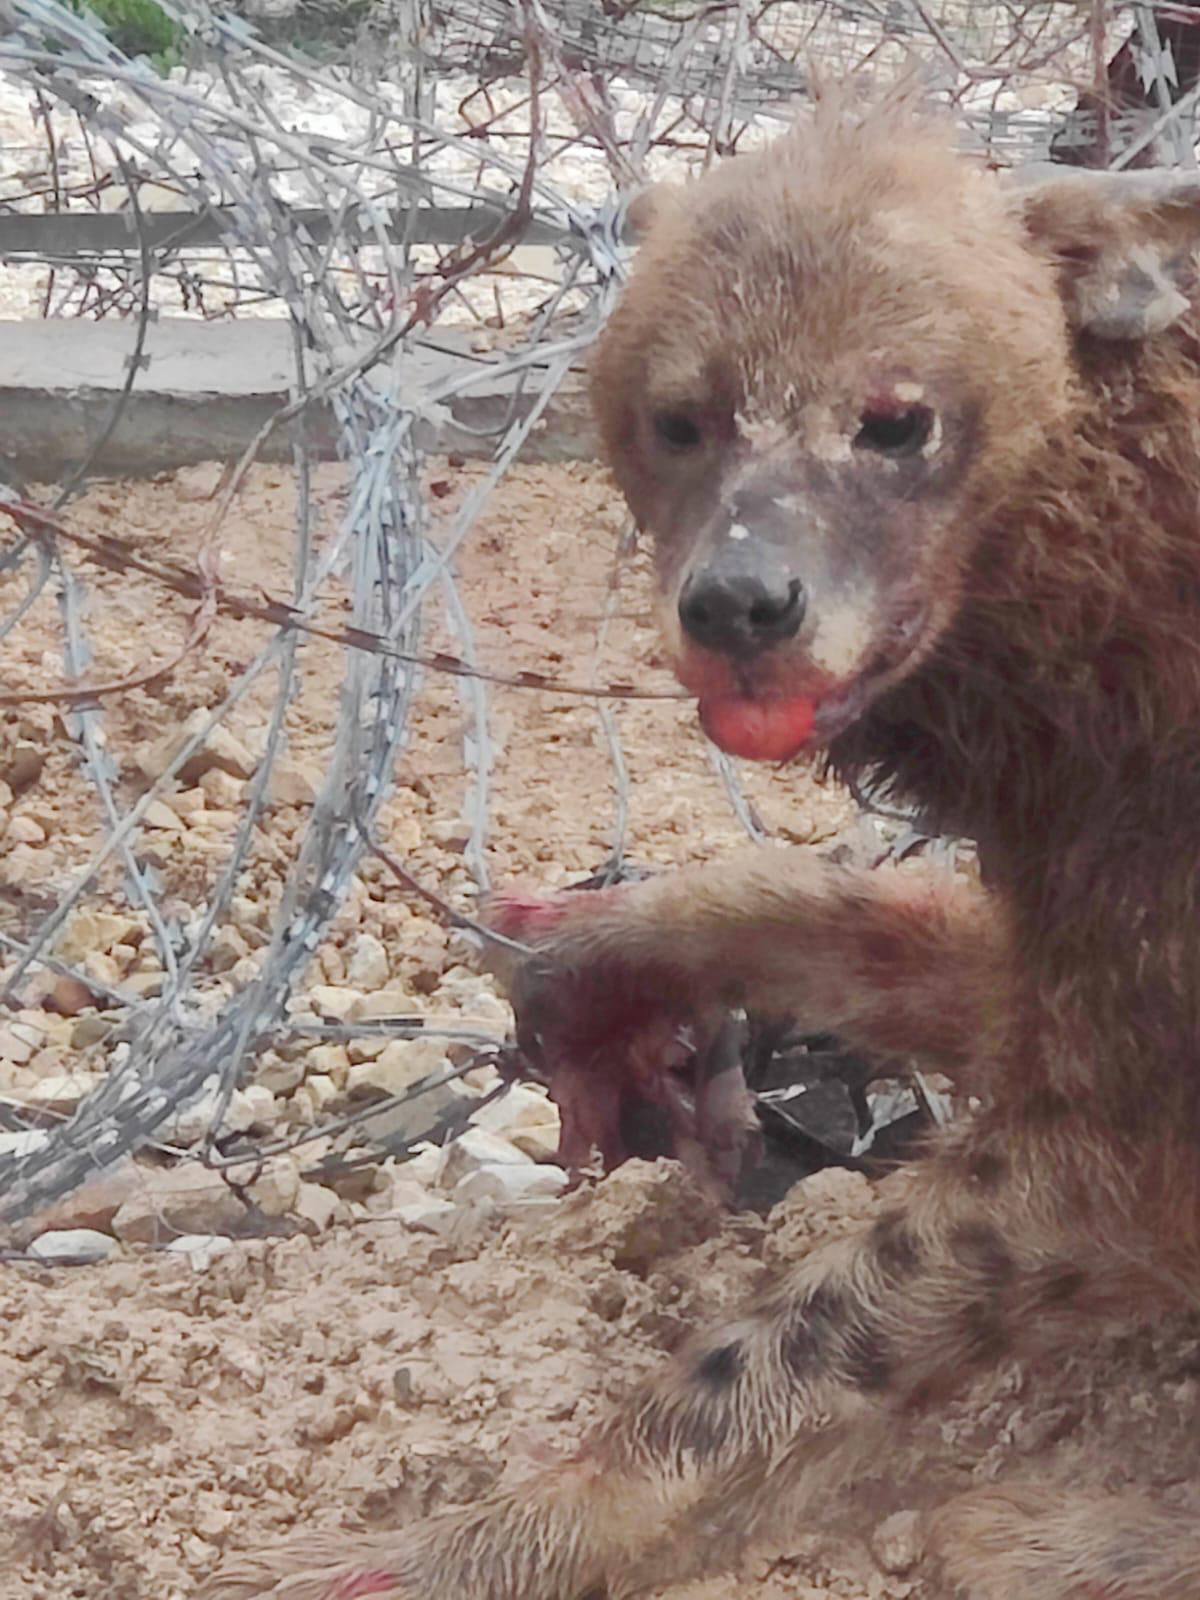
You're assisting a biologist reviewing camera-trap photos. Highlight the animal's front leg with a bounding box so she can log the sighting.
[202,1126,1135,1600]
[486,845,1010,1080]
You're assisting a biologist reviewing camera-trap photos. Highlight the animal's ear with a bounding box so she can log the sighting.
[1009,165,1200,339]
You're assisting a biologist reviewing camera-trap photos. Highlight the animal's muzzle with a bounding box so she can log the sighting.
[677,540,806,659]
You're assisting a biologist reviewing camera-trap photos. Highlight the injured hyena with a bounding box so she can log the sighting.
[206,87,1200,1600]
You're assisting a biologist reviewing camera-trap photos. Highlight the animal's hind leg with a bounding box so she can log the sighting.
[202,1121,1166,1600]
[929,1487,1200,1599]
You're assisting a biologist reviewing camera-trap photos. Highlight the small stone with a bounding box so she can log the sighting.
[7,741,45,790]
[401,928,449,991]
[272,759,321,807]
[161,1089,219,1146]
[9,1017,44,1056]
[209,925,249,973]
[44,974,95,1015]
[292,1074,339,1121]
[508,1123,562,1162]
[173,786,207,818]
[0,1021,42,1064]
[428,960,489,998]
[112,1167,247,1243]
[33,1011,73,1045]
[292,1180,341,1232]
[459,992,512,1033]
[231,895,264,930]
[27,1228,116,1266]
[317,944,346,984]
[197,768,243,808]
[346,1036,387,1064]
[82,950,121,989]
[0,842,46,886]
[377,900,414,935]
[12,1073,95,1113]
[26,1047,67,1080]
[392,1195,458,1236]
[245,1155,300,1216]
[222,1340,267,1395]
[346,932,390,991]
[308,1044,350,1088]
[454,1164,568,1206]
[143,799,183,830]
[307,985,364,1022]
[199,808,238,832]
[0,1129,49,1159]
[317,1161,386,1203]
[123,970,164,1000]
[469,1083,556,1137]
[229,955,261,988]
[382,813,422,854]
[398,1144,442,1186]
[354,1081,460,1148]
[160,1078,272,1145]
[870,1510,924,1576]
[427,816,472,849]
[136,708,258,786]
[54,915,140,960]
[346,1039,448,1102]
[306,1074,339,1111]
[256,1053,307,1097]
[34,1158,139,1232]
[226,1084,277,1134]
[6,815,45,844]
[70,1013,112,1050]
[195,1505,235,1541]
[434,1127,533,1189]
[21,798,58,831]
[182,1535,216,1568]
[346,989,425,1023]
[377,1175,429,1212]
[164,1233,235,1270]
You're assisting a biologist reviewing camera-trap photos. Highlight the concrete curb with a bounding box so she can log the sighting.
[0,318,598,479]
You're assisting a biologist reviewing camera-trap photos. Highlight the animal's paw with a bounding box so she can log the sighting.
[928,1487,1177,1600]
[198,1530,410,1600]
[481,878,760,1194]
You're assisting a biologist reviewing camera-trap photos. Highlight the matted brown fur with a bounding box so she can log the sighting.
[205,92,1200,1600]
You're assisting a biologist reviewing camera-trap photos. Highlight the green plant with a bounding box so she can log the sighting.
[69,0,182,66]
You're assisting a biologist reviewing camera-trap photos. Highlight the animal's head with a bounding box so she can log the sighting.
[590,92,1200,761]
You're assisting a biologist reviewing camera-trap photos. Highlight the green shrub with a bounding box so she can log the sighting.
[70,0,181,65]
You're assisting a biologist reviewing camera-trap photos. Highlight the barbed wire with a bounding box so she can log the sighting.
[0,0,1195,1238]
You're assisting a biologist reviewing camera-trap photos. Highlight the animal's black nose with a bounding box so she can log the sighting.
[678,567,805,656]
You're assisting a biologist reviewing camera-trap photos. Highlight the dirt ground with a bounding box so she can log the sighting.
[4,1160,1200,1600]
[1,459,1199,1599]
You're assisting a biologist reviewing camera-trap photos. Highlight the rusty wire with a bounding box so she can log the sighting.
[0,0,1195,1232]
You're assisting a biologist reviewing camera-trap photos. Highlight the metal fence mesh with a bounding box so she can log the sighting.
[0,0,1195,1235]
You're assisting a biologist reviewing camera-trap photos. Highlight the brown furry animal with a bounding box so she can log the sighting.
[205,91,1200,1600]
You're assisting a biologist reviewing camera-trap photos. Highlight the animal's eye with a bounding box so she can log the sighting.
[1057,243,1099,268]
[854,404,934,458]
[654,410,703,451]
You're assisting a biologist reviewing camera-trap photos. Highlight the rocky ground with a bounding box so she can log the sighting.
[4,1157,1200,1600]
[1,458,1199,1598]
[0,454,860,1243]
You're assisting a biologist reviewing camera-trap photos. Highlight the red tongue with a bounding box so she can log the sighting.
[698,694,816,761]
